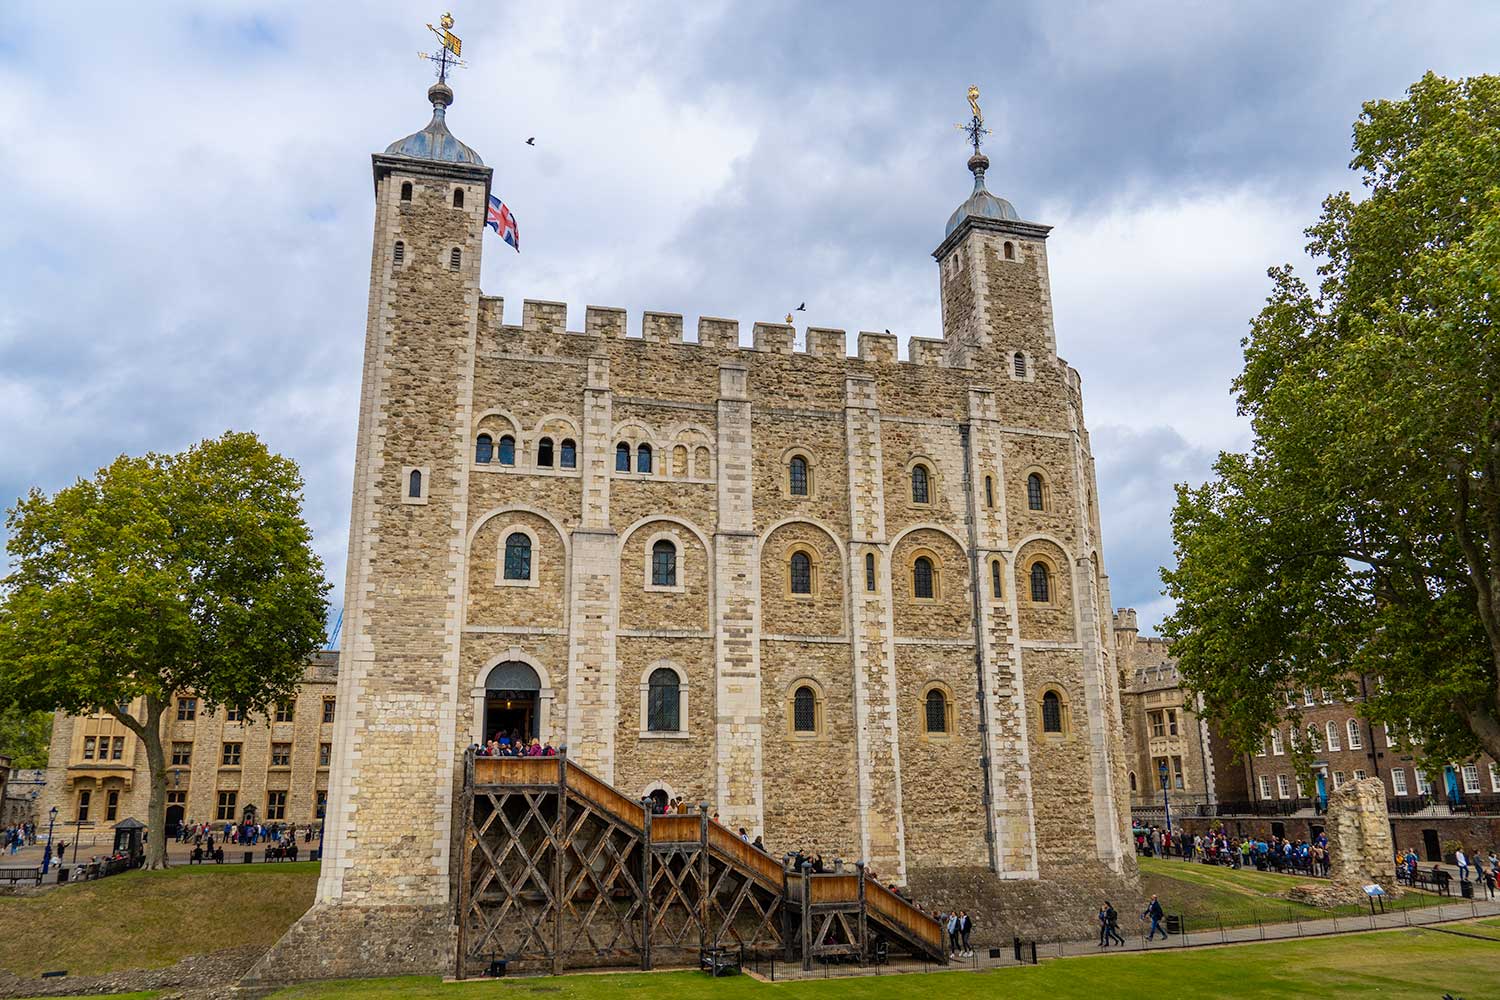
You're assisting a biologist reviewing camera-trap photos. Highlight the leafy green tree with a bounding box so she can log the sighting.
[1162,73,1500,769]
[0,432,329,867]
[0,706,52,769]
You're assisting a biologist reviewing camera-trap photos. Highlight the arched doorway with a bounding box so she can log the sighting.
[647,789,668,813]
[484,660,541,743]
[166,804,185,838]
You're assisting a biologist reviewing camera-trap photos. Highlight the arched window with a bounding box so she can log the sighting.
[646,668,680,732]
[536,437,554,467]
[453,188,464,208]
[475,434,493,464]
[864,552,876,593]
[559,439,577,469]
[449,247,462,271]
[393,240,405,267]
[1042,690,1063,733]
[1026,473,1044,510]
[1030,561,1050,603]
[1004,241,1015,261]
[911,464,930,504]
[924,688,949,734]
[1129,771,1138,792]
[790,551,813,595]
[651,539,677,587]
[1326,720,1342,751]
[912,556,935,599]
[407,469,422,498]
[990,560,1003,599]
[792,685,818,733]
[503,532,532,581]
[637,443,653,474]
[1347,719,1363,750]
[1014,352,1027,378]
[498,435,516,466]
[789,455,809,496]
[400,181,412,201]
[985,475,995,508]
[615,442,631,472]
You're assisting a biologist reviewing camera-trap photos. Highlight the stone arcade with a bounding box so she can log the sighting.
[251,77,1138,981]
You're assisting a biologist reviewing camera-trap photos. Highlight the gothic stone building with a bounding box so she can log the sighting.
[269,80,1138,979]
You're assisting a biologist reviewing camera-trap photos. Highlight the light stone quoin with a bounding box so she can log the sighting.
[251,80,1140,984]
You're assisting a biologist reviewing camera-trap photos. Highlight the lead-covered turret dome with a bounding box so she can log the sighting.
[944,153,1019,237]
[385,83,484,166]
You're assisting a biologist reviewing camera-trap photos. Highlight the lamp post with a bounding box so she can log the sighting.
[1159,760,1172,835]
[42,806,58,875]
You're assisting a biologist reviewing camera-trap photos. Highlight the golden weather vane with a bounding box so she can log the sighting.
[419,11,467,84]
[955,84,990,157]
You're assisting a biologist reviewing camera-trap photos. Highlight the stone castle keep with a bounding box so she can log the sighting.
[259,77,1138,978]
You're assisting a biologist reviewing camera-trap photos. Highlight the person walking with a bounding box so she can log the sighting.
[1097,905,1109,948]
[1105,901,1125,946]
[946,911,960,958]
[1456,846,1470,883]
[1143,894,1167,942]
[959,910,973,956]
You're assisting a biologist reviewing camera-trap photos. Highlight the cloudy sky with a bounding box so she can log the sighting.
[3,2,1498,634]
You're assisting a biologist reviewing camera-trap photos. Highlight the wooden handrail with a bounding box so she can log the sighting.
[473,755,557,786]
[807,873,859,905]
[563,761,646,828]
[864,878,945,953]
[705,821,784,887]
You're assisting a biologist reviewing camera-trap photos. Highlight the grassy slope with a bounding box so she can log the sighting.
[0,862,317,978]
[1136,857,1446,929]
[269,927,1500,1000]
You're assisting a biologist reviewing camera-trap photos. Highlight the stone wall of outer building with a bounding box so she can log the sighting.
[254,102,1138,983]
[38,654,339,847]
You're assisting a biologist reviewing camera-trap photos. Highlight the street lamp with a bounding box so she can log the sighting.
[42,806,58,875]
[1159,760,1173,835]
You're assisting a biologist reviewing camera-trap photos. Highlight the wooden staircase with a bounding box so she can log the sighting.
[455,750,948,976]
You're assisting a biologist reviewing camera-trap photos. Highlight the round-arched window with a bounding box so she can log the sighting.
[1042,690,1063,733]
[503,532,532,581]
[790,551,813,595]
[537,437,554,467]
[924,688,949,734]
[647,668,680,732]
[475,434,493,464]
[498,435,516,466]
[1030,562,1050,603]
[911,464,930,504]
[560,439,577,469]
[789,455,809,496]
[407,468,422,498]
[913,556,935,599]
[615,442,631,472]
[792,685,817,733]
[1026,473,1044,510]
[651,539,677,587]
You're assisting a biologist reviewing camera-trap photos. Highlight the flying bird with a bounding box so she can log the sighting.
[796,302,806,311]
[525,137,536,146]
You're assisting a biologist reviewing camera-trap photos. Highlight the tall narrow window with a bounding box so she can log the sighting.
[792,686,817,733]
[651,539,677,587]
[1347,719,1363,750]
[475,434,493,464]
[106,789,119,821]
[990,560,1003,599]
[498,435,516,466]
[637,443,653,474]
[1029,561,1050,602]
[911,464,930,504]
[453,188,464,208]
[985,476,995,508]
[912,556,935,599]
[1326,720,1341,751]
[77,790,91,823]
[1026,473,1044,510]
[790,551,812,595]
[616,442,630,472]
[789,455,809,496]
[537,437,554,467]
[559,439,577,468]
[503,532,532,581]
[1004,241,1015,260]
[924,689,949,734]
[400,181,412,201]
[449,247,462,271]
[408,468,422,498]
[1014,352,1027,378]
[1042,691,1062,733]
[647,668,680,732]
[393,240,405,266]
[865,552,876,592]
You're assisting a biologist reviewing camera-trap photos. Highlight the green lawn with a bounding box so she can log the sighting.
[266,927,1499,1000]
[1137,857,1447,929]
[0,862,318,978]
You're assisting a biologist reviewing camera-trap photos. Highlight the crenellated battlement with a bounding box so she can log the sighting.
[478,295,985,369]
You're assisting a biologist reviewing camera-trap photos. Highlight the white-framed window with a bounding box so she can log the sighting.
[1256,738,1267,757]
[1461,763,1481,794]
[1321,688,1334,704]
[1490,762,1500,792]
[1303,687,1316,707]
[1346,719,1363,750]
[1384,723,1395,746]
[1391,768,1408,796]
[1277,774,1291,799]
[1258,774,1272,800]
[1326,721,1341,751]
[1353,768,1367,781]
[1332,770,1345,789]
[1270,728,1284,755]
[1288,726,1299,751]
[1415,769,1432,795]
[1284,690,1296,708]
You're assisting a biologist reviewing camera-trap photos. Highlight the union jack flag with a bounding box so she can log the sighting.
[486,194,519,251]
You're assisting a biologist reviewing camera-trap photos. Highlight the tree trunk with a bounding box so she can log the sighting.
[110,695,170,869]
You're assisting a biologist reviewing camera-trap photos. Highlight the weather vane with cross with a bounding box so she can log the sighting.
[420,11,467,84]
[955,85,990,156]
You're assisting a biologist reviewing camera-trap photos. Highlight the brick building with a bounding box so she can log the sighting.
[1114,617,1500,860]
[267,75,1138,979]
[39,652,338,843]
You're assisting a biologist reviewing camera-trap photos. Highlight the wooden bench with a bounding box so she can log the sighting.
[1409,869,1451,895]
[0,867,42,887]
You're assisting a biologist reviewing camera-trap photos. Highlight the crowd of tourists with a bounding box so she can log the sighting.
[475,731,559,757]
[3,823,37,854]
[1136,824,1331,875]
[1398,844,1498,897]
[178,820,310,847]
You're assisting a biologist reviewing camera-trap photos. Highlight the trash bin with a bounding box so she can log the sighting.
[1461,879,1474,899]
[243,850,254,864]
[1165,915,1183,935]
[57,868,69,884]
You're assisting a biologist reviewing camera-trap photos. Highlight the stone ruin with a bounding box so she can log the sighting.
[1290,776,1402,906]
